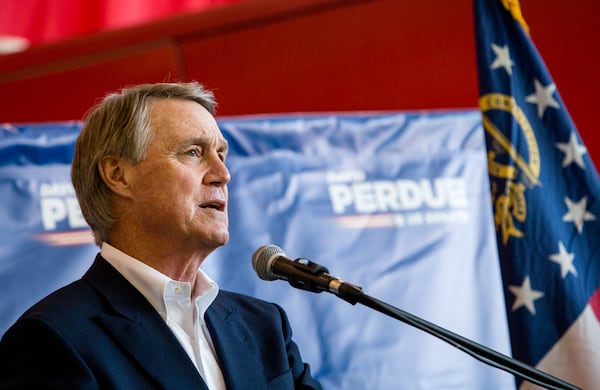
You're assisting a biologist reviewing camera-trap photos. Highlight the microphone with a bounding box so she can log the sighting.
[251,245,363,304]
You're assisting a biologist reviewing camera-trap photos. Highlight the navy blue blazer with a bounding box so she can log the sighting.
[0,255,322,389]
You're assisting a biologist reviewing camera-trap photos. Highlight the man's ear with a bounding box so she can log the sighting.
[98,156,132,198]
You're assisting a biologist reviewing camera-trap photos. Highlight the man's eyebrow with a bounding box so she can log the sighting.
[177,137,228,152]
[219,138,229,152]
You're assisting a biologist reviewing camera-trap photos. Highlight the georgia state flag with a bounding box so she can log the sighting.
[474,0,600,388]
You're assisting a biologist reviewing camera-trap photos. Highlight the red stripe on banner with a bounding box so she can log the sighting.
[331,214,397,229]
[35,230,95,247]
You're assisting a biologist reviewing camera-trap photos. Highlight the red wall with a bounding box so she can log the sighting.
[1,0,598,163]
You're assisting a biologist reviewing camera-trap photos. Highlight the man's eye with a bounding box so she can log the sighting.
[185,148,201,157]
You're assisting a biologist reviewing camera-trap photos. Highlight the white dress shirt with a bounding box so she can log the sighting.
[101,242,226,390]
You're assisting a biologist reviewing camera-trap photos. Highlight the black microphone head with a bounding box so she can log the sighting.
[252,244,286,281]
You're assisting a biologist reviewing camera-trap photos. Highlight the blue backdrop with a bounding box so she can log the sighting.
[0,111,515,389]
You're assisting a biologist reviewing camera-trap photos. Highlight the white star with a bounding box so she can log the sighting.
[490,43,514,76]
[556,132,587,169]
[525,79,560,118]
[509,276,544,315]
[563,196,596,234]
[548,241,577,278]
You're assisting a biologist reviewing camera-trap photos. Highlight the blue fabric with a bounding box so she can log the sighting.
[0,112,513,389]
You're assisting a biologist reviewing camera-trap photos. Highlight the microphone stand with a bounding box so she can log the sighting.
[327,280,580,390]
[262,252,579,389]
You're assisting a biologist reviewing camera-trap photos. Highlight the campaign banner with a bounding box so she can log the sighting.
[0,111,514,389]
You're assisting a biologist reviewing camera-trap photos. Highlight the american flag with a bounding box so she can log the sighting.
[474,0,600,388]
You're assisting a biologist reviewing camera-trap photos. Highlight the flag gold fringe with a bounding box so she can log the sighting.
[500,0,530,34]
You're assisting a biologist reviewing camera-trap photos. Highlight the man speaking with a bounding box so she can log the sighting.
[0,82,321,390]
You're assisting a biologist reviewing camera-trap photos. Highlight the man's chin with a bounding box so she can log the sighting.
[217,235,230,247]
[205,232,230,249]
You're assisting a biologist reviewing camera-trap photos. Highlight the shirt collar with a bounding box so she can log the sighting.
[100,242,219,320]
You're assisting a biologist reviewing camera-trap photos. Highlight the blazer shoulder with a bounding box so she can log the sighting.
[10,254,141,331]
[19,278,101,321]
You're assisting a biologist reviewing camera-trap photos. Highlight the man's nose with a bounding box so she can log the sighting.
[204,152,230,186]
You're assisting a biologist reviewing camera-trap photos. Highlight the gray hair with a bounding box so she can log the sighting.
[71,82,217,246]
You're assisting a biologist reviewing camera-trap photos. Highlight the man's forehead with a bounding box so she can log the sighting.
[147,99,224,141]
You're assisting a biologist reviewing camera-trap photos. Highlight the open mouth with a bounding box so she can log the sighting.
[199,201,225,212]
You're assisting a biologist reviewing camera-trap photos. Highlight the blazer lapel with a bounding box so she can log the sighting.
[206,296,267,389]
[84,255,208,390]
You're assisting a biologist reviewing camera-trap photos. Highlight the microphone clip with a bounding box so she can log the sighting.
[286,258,363,304]
[285,257,331,293]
